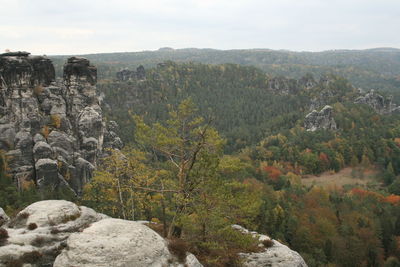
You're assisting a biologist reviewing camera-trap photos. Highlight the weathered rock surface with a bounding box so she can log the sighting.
[233,225,308,267]
[304,105,337,131]
[0,52,122,194]
[0,200,106,266]
[1,202,306,267]
[0,200,202,267]
[54,218,171,267]
[355,89,400,114]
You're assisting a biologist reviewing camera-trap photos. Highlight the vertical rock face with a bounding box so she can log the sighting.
[304,105,337,132]
[355,89,400,114]
[0,52,122,195]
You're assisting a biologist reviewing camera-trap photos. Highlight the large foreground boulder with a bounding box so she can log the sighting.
[0,200,202,267]
[0,200,106,266]
[1,201,305,267]
[54,218,171,267]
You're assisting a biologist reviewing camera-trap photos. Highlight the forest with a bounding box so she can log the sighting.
[2,60,400,267]
[51,47,400,101]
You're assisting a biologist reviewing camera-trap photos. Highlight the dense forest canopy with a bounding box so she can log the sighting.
[50,47,400,101]
[2,56,400,267]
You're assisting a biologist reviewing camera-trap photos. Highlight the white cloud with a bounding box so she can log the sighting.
[0,0,399,54]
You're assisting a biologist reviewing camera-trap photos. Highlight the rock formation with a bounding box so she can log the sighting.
[267,74,316,95]
[267,76,300,95]
[304,105,337,131]
[0,201,306,267]
[0,52,122,195]
[0,201,202,267]
[232,225,308,267]
[116,65,146,81]
[355,89,400,114]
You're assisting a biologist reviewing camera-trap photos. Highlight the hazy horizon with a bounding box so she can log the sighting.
[1,0,399,55]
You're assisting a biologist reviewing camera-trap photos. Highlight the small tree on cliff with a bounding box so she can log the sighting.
[134,98,224,237]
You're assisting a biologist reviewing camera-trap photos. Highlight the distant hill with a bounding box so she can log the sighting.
[50,47,400,100]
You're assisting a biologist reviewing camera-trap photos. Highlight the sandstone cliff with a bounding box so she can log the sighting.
[355,89,400,114]
[304,105,337,132]
[0,52,122,195]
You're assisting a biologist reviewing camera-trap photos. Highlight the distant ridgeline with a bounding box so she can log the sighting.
[50,47,400,101]
[98,61,400,153]
[0,52,122,195]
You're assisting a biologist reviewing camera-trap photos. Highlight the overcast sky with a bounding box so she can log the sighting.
[0,0,399,55]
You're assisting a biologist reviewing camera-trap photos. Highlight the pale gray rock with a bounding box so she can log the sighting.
[304,105,337,132]
[233,225,307,267]
[0,207,9,226]
[0,200,105,266]
[54,218,171,267]
[16,200,81,228]
[1,200,202,267]
[241,242,308,267]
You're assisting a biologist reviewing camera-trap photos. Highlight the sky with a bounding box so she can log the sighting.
[0,0,399,55]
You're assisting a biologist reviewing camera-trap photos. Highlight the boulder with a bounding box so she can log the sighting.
[304,105,337,132]
[232,225,308,267]
[0,200,106,266]
[241,242,308,267]
[54,218,171,267]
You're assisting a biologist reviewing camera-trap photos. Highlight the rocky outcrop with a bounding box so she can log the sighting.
[304,105,337,131]
[232,225,308,267]
[0,200,106,266]
[266,74,316,95]
[116,65,146,81]
[0,201,202,267]
[0,52,122,195]
[267,76,300,95]
[54,218,196,267]
[355,89,400,114]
